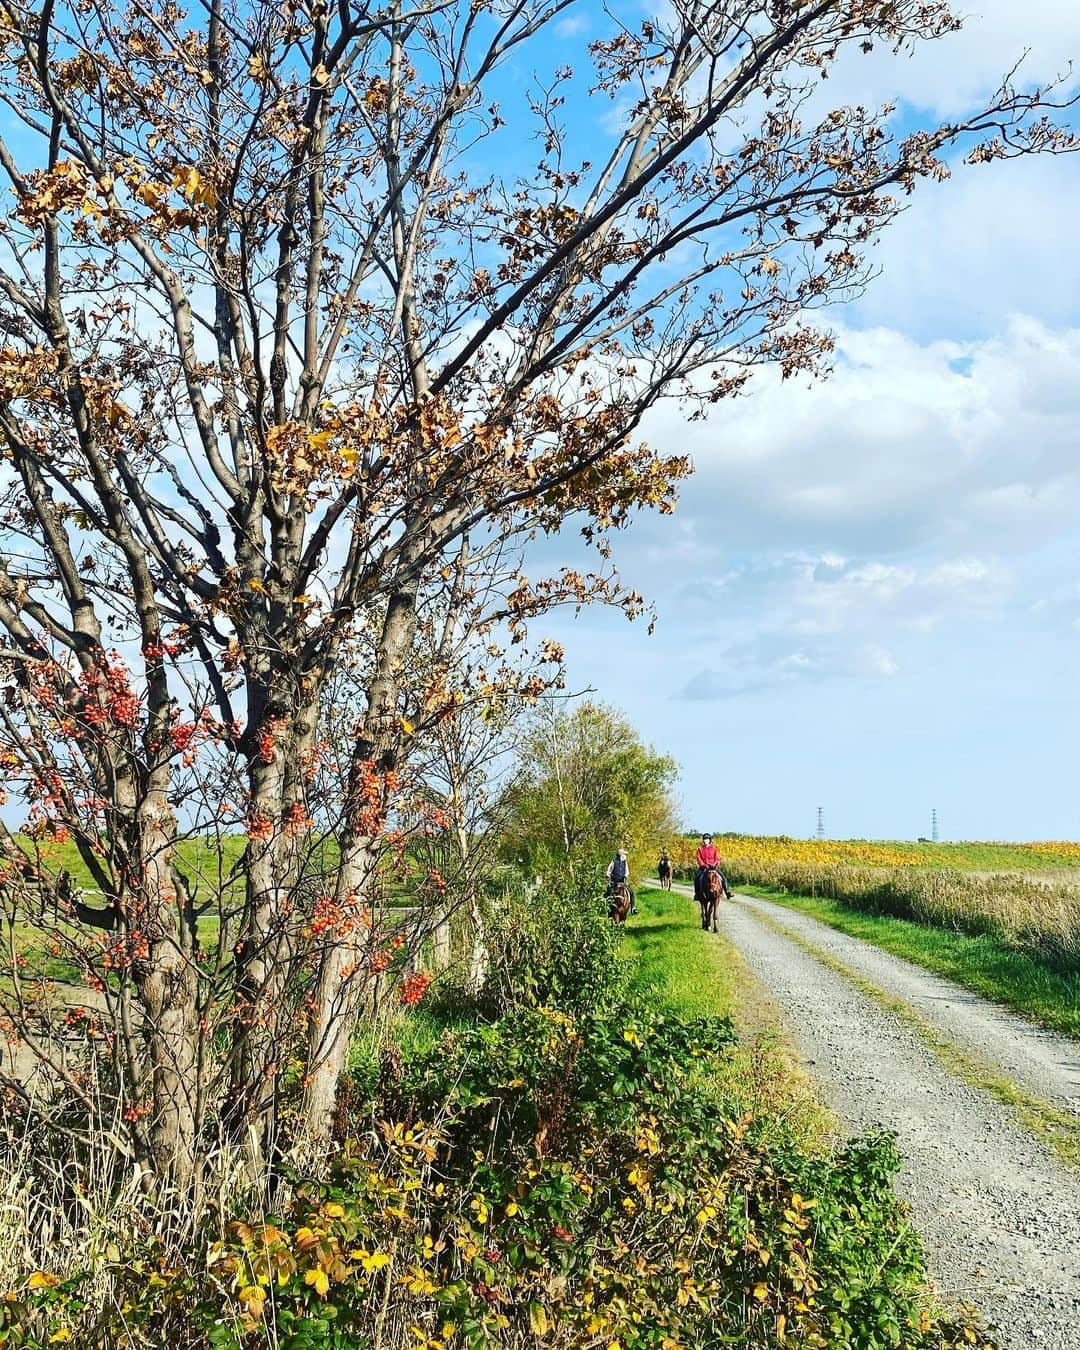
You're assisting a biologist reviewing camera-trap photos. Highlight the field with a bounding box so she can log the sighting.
[671,833,1080,875]
[663,834,1080,1037]
[668,834,1080,967]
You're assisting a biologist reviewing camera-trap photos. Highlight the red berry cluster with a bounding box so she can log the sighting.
[245,809,274,842]
[399,971,432,1006]
[283,801,314,836]
[349,760,399,836]
[257,716,286,764]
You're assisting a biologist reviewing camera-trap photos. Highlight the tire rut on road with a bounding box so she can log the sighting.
[657,883,1080,1349]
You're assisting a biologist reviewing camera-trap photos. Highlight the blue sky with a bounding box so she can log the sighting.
[538,1,1080,842]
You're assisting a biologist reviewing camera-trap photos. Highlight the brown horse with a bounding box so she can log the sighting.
[658,858,673,891]
[699,866,723,933]
[608,881,632,924]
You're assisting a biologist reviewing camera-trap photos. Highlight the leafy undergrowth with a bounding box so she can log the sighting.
[0,882,994,1349]
[745,886,1080,1041]
[622,887,832,1154]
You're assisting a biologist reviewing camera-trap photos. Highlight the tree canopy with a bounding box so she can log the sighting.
[501,702,679,873]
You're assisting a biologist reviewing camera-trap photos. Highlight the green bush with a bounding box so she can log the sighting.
[174,996,990,1349]
[483,873,626,1017]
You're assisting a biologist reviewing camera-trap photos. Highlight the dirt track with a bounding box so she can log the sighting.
[659,881,1080,1350]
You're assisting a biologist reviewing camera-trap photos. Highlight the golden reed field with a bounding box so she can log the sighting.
[665,836,1080,971]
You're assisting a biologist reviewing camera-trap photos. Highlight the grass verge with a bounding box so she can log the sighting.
[623,886,833,1152]
[743,884,1080,1042]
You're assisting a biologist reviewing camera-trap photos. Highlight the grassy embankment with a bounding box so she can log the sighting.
[664,835,1080,1041]
[621,885,831,1150]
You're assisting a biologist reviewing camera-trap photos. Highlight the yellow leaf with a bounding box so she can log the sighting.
[528,1304,549,1336]
[28,1272,60,1289]
[239,1285,267,1318]
[172,165,217,207]
[49,1332,73,1345]
[249,577,267,594]
[324,1202,345,1219]
[400,717,415,735]
[752,1282,769,1301]
[361,1251,391,1273]
[304,1267,330,1298]
[504,1201,518,1217]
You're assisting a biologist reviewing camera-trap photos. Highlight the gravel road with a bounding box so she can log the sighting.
[660,882,1080,1349]
[736,893,1080,1118]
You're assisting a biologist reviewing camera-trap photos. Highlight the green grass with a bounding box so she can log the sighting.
[14,833,423,908]
[622,887,833,1150]
[622,886,743,1017]
[744,884,1080,1041]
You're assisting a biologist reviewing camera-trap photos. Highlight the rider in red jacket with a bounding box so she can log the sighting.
[695,834,732,901]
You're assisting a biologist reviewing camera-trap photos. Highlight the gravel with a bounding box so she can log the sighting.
[736,893,1080,1117]
[660,883,1080,1349]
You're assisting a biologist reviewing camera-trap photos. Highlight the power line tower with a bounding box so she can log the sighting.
[931,808,939,842]
[816,806,825,839]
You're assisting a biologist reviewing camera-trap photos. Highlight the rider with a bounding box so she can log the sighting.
[695,833,732,902]
[606,849,637,915]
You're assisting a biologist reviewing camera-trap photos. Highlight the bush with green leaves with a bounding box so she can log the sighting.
[482,873,627,1018]
[159,995,989,1350]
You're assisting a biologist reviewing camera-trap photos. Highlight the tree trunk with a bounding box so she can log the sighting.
[132,788,200,1189]
[300,840,376,1138]
[300,580,418,1141]
[225,731,314,1166]
[431,909,451,973]
[467,897,488,990]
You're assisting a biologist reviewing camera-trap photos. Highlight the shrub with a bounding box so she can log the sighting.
[181,997,990,1349]
[482,873,626,1017]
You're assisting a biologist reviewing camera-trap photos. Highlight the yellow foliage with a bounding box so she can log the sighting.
[304,1267,330,1298]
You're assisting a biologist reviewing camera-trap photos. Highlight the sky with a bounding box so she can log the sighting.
[539,1,1080,843]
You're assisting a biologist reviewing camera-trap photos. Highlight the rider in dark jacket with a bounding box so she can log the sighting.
[606,849,637,915]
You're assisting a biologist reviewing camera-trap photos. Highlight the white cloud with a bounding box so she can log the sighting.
[554,14,589,39]
[639,316,1080,558]
[855,156,1080,338]
[815,0,1080,120]
[678,629,901,700]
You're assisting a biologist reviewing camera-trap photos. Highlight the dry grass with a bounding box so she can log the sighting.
[723,857,1080,971]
